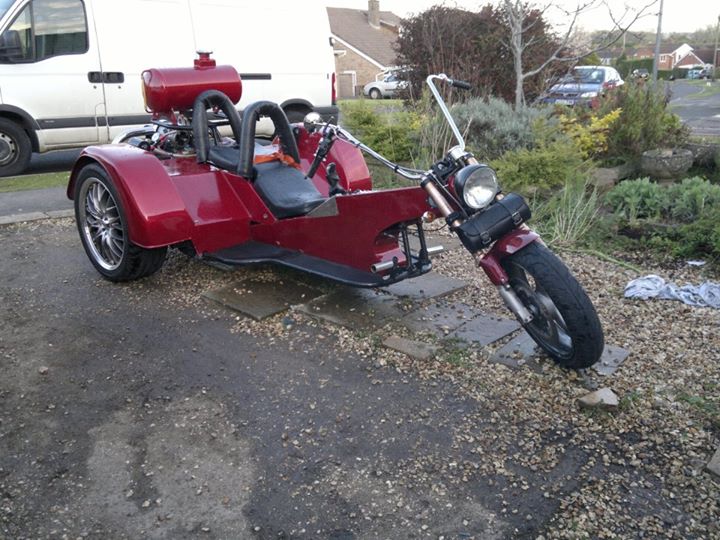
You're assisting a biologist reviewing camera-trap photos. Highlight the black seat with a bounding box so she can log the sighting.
[253,161,325,219]
[193,93,324,219]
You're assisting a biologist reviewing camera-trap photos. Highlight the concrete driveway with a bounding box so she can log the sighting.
[0,219,567,539]
[669,80,720,136]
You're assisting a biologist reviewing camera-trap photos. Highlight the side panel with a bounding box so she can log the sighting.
[0,0,104,148]
[189,0,335,110]
[250,187,432,272]
[90,0,196,141]
[69,147,255,252]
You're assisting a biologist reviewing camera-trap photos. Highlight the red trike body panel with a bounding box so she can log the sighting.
[68,135,430,272]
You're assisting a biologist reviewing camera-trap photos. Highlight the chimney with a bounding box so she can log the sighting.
[368,0,380,28]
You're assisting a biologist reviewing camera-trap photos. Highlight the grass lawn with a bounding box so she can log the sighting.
[0,171,70,193]
[681,79,720,99]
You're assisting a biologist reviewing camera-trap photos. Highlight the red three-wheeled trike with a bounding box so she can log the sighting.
[68,53,604,369]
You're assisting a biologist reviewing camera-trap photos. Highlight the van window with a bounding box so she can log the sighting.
[0,0,15,19]
[0,0,87,63]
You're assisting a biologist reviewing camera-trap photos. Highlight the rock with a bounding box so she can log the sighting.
[578,387,619,410]
[706,448,720,478]
[38,366,49,375]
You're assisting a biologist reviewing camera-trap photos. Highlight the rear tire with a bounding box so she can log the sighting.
[0,118,32,177]
[501,242,604,369]
[74,163,166,282]
[369,88,382,100]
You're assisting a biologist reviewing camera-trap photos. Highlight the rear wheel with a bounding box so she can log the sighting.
[74,163,166,281]
[369,88,382,100]
[501,242,604,369]
[0,118,32,177]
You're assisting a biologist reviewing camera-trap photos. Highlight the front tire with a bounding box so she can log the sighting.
[501,242,604,369]
[369,88,382,100]
[74,164,166,282]
[0,118,32,177]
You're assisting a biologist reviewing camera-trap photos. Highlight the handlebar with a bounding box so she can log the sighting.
[450,79,472,90]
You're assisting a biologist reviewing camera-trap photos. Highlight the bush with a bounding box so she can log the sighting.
[665,177,720,222]
[671,207,720,259]
[339,100,419,162]
[597,82,690,158]
[558,108,622,159]
[449,98,550,160]
[491,139,589,195]
[533,179,601,247]
[605,177,666,222]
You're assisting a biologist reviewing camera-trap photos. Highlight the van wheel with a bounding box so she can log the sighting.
[0,118,32,177]
[284,107,311,124]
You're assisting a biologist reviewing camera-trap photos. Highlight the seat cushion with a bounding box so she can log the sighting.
[253,161,326,219]
[207,141,276,174]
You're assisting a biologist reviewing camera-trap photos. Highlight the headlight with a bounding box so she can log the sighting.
[453,164,499,210]
[580,91,598,98]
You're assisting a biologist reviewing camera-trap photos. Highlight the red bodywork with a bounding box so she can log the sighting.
[67,54,536,282]
[67,131,431,272]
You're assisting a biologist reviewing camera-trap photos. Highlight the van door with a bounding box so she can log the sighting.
[0,0,104,148]
[91,0,196,142]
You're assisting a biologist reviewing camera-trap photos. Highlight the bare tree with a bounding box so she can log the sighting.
[503,0,658,108]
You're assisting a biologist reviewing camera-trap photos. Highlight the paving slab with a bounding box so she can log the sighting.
[0,212,48,225]
[382,335,440,361]
[489,331,543,372]
[384,272,468,301]
[491,331,630,375]
[592,345,631,376]
[707,448,720,478]
[449,313,521,348]
[202,277,323,320]
[400,301,478,337]
[297,287,404,329]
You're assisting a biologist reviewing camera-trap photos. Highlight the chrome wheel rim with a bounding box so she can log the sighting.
[509,267,574,360]
[0,132,17,166]
[78,177,125,271]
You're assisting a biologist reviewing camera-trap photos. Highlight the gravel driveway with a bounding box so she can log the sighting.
[1,219,718,538]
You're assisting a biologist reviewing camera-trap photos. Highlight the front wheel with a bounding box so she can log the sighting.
[369,88,382,100]
[501,242,604,369]
[74,163,167,282]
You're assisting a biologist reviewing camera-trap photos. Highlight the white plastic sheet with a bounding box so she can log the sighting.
[624,274,720,309]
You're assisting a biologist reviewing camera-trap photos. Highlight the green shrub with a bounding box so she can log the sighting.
[533,179,601,247]
[450,98,551,160]
[597,82,690,158]
[605,178,666,222]
[670,207,720,260]
[338,100,419,162]
[665,177,720,222]
[490,139,588,196]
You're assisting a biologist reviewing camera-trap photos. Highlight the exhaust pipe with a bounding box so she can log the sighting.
[371,259,396,274]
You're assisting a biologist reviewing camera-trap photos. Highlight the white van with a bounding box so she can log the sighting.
[0,0,338,176]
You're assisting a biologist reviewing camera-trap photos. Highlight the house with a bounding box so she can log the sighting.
[632,43,707,70]
[327,1,402,98]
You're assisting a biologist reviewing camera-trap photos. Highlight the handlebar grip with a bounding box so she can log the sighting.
[451,79,472,90]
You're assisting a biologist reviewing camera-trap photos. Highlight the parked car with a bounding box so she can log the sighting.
[631,68,650,79]
[543,66,624,107]
[363,70,407,99]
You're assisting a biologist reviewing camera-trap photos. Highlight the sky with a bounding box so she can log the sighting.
[324,0,720,34]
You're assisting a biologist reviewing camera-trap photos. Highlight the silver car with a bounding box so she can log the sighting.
[363,71,407,99]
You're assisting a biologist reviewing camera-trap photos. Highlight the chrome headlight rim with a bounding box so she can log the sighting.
[453,164,500,211]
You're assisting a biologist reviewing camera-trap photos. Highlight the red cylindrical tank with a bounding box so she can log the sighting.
[142,52,242,114]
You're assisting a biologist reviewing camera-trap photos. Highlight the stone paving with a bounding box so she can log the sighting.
[203,270,629,375]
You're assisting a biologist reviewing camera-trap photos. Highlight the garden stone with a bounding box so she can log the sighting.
[400,301,477,337]
[448,314,520,347]
[640,148,693,181]
[297,287,404,329]
[578,387,619,410]
[384,272,468,301]
[706,448,720,478]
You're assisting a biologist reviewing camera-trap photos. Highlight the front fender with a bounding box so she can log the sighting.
[68,146,194,249]
[477,228,540,285]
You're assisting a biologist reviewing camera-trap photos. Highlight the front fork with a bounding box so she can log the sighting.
[421,177,537,325]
